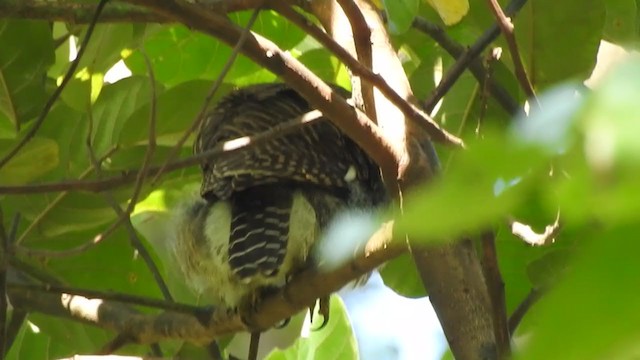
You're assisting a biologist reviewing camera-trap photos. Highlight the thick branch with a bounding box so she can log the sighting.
[0,0,259,23]
[9,221,402,344]
[308,2,497,359]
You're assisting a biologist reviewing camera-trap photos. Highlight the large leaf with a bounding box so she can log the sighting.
[76,24,133,74]
[125,10,303,86]
[119,80,231,145]
[0,20,54,135]
[515,223,640,359]
[515,0,605,90]
[399,136,546,241]
[89,76,156,154]
[0,137,59,185]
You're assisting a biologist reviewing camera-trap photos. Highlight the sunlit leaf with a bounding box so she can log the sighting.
[425,0,469,25]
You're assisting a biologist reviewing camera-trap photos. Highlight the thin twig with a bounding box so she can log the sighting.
[85,107,173,301]
[335,0,376,122]
[151,7,262,185]
[15,146,118,245]
[422,0,529,113]
[126,51,158,214]
[248,332,260,360]
[9,220,403,344]
[408,15,520,115]
[0,0,110,170]
[0,110,325,195]
[508,288,544,333]
[6,283,203,314]
[16,213,125,258]
[485,0,537,102]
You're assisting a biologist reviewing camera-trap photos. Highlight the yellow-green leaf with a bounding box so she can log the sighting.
[0,137,59,185]
[425,0,469,25]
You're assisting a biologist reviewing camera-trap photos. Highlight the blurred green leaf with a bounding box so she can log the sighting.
[516,223,640,359]
[399,136,545,241]
[553,59,640,224]
[0,20,54,133]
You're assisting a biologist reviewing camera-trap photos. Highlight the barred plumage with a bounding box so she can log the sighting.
[172,83,384,310]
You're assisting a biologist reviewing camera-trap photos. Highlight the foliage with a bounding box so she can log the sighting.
[0,0,639,359]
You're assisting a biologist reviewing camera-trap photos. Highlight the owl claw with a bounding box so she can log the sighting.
[309,296,330,331]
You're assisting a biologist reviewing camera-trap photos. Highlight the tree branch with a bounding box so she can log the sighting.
[8,221,403,344]
[422,0,529,113]
[409,15,520,115]
[308,2,497,359]
[0,110,326,195]
[485,0,537,102]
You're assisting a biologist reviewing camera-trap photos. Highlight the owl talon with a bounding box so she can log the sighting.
[274,317,291,329]
[309,296,331,331]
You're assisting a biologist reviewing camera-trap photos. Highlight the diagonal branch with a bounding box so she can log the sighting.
[8,220,403,344]
[422,0,529,113]
[485,0,537,102]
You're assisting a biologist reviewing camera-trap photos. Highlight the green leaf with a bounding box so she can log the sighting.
[89,76,156,154]
[119,80,231,145]
[126,11,302,86]
[0,20,54,132]
[399,136,544,241]
[12,192,116,238]
[0,137,59,185]
[515,223,640,359]
[603,0,638,44]
[77,24,133,74]
[42,226,165,298]
[265,296,359,360]
[515,0,605,89]
[380,253,427,298]
[526,248,572,289]
[383,0,420,34]
[555,59,640,224]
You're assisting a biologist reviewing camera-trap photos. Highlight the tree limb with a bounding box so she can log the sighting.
[307,1,497,359]
[8,221,403,344]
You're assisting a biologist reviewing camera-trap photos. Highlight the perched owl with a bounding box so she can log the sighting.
[171,83,385,312]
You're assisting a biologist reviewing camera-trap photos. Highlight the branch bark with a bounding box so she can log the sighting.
[306,1,497,359]
[9,221,402,344]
